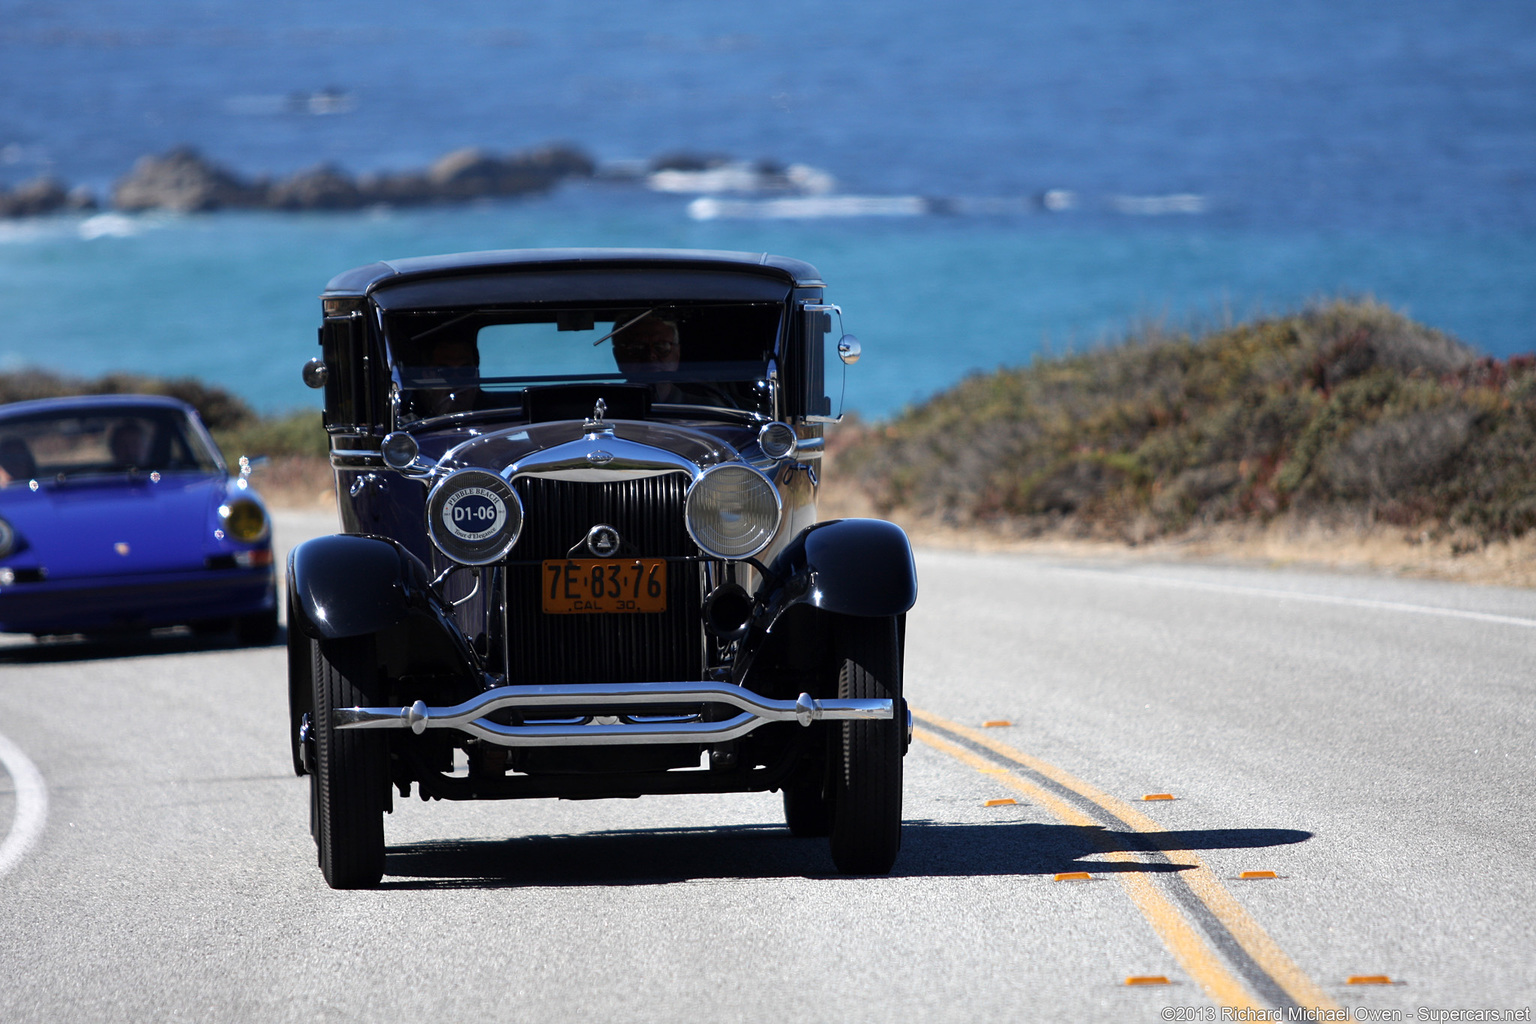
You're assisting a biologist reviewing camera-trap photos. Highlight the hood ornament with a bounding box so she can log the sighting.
[583,398,610,435]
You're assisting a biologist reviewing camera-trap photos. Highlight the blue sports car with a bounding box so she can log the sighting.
[0,394,278,642]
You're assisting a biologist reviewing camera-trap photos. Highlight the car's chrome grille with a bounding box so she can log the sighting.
[504,473,703,685]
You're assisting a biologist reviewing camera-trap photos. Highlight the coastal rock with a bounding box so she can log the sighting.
[265,164,365,210]
[0,176,74,218]
[425,143,595,199]
[112,148,262,212]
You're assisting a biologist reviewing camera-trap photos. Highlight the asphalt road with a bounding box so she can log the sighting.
[1,511,1532,1022]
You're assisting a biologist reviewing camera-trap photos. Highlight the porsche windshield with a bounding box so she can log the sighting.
[0,407,221,486]
[385,304,782,422]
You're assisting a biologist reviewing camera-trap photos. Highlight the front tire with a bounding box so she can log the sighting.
[828,615,904,875]
[312,634,387,889]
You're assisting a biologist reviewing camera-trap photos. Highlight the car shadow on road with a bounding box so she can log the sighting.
[379,819,1313,889]
[0,625,286,664]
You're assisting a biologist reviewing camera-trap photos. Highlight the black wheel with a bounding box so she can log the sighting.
[783,776,833,837]
[828,615,904,875]
[285,598,312,777]
[312,634,387,889]
[236,605,280,646]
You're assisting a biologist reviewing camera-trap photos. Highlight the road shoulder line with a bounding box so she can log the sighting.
[0,729,48,878]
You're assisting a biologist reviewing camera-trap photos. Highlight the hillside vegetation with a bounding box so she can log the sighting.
[835,300,1536,550]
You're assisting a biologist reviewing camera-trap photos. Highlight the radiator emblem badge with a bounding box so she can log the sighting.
[587,449,614,465]
[586,524,621,557]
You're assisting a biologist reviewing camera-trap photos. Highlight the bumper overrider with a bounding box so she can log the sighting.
[335,681,893,746]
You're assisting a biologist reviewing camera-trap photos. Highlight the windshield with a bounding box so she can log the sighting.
[385,303,782,423]
[0,407,222,487]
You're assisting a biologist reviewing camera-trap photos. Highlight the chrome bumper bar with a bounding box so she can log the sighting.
[334,682,893,747]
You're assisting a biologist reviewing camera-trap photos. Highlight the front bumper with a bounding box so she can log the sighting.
[336,681,893,747]
[0,566,275,634]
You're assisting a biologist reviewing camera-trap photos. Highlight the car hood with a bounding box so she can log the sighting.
[0,474,232,579]
[438,419,746,479]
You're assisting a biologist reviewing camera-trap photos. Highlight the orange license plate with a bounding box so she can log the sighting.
[541,558,667,614]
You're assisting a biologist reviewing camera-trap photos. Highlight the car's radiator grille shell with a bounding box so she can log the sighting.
[504,473,703,685]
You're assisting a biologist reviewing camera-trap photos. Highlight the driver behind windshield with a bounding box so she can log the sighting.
[108,420,151,469]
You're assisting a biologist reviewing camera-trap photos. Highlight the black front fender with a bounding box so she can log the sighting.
[766,518,918,618]
[288,534,424,640]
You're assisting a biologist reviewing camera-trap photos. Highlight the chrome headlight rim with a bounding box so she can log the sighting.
[684,462,784,561]
[425,468,523,566]
[218,497,270,544]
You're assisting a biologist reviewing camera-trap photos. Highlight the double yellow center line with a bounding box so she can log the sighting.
[912,707,1337,1011]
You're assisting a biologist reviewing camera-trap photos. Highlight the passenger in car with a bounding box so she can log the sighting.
[418,336,482,416]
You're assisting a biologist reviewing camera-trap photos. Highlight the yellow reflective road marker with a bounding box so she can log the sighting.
[1346,975,1393,985]
[913,707,1339,1013]
[982,720,1012,727]
[1239,871,1279,880]
[1143,793,1175,801]
[984,798,1017,807]
[1055,871,1093,881]
[1125,975,1172,986]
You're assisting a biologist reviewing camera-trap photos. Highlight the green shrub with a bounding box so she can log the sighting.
[840,299,1536,544]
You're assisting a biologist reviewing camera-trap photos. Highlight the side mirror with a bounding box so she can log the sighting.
[837,335,861,365]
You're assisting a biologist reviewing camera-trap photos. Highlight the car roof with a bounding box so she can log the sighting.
[322,247,826,301]
[0,393,197,422]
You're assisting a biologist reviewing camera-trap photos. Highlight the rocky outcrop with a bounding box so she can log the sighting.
[112,148,265,212]
[0,176,96,217]
[100,143,596,214]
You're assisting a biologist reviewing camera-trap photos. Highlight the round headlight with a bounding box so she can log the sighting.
[0,517,15,559]
[220,498,269,543]
[685,464,782,560]
[426,469,523,565]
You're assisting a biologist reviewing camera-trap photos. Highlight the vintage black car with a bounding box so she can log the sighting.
[288,248,917,888]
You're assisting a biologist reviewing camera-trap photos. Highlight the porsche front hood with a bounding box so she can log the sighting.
[1,475,230,580]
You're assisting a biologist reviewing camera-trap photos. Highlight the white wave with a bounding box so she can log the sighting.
[650,161,835,196]
[78,212,141,239]
[688,194,928,220]
[1110,193,1207,215]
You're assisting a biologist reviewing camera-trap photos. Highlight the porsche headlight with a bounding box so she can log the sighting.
[685,464,782,560]
[426,469,523,565]
[219,498,269,543]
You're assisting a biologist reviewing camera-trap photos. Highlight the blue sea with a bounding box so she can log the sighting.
[1,0,1533,418]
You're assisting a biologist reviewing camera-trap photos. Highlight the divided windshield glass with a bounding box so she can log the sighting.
[385,303,782,423]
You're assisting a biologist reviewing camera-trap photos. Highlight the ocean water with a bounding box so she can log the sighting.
[1,0,1533,418]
